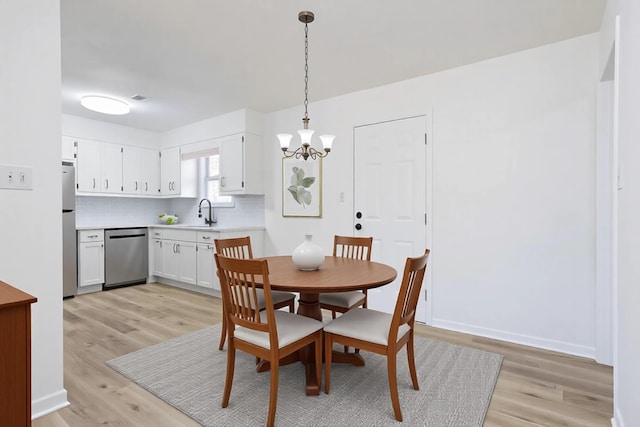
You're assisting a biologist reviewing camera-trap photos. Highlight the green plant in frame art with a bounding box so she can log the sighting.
[282,158,322,217]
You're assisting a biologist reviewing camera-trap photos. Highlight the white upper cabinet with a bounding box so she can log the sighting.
[61,136,76,162]
[123,146,160,195]
[160,147,181,195]
[100,143,123,193]
[160,147,197,197]
[220,133,263,195]
[75,138,101,193]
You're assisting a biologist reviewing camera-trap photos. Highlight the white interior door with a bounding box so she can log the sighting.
[354,116,428,322]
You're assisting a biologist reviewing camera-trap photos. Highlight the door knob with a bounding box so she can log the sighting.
[355,223,362,230]
[356,212,362,219]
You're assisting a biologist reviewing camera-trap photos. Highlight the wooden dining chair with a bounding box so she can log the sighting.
[318,235,373,318]
[214,236,296,350]
[215,254,323,427]
[323,249,430,422]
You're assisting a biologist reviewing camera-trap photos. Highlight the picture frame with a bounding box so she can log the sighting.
[282,157,322,217]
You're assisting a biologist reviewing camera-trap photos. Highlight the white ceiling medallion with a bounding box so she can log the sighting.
[80,95,130,115]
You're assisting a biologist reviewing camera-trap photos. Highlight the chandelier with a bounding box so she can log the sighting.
[278,11,334,161]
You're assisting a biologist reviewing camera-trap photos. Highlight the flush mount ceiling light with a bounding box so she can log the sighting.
[80,95,130,115]
[278,11,335,161]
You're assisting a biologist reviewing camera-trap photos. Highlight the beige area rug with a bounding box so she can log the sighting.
[107,324,502,426]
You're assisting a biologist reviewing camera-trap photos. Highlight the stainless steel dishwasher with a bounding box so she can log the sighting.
[104,228,148,289]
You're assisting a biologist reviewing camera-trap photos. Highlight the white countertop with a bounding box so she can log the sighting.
[77,224,265,232]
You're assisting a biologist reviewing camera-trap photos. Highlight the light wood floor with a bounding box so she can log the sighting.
[33,283,613,427]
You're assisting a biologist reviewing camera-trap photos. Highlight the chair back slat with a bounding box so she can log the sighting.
[333,235,373,261]
[389,249,430,343]
[215,236,253,259]
[215,254,276,340]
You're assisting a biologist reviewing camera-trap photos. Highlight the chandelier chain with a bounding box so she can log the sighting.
[279,11,333,161]
[303,21,309,123]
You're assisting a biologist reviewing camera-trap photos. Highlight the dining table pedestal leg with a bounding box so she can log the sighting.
[255,291,366,395]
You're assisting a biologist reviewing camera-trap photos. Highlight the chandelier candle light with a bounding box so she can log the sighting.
[278,11,335,161]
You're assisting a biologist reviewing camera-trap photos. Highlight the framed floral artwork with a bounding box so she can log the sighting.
[282,157,322,217]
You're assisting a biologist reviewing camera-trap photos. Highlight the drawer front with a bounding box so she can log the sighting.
[162,229,197,242]
[79,229,104,243]
[149,228,163,239]
[196,231,220,243]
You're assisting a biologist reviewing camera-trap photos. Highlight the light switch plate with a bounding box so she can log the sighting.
[0,164,33,190]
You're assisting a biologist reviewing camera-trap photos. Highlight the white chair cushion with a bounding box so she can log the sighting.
[323,308,410,346]
[250,290,294,310]
[235,311,323,349]
[318,291,365,308]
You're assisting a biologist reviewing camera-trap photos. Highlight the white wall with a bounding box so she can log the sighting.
[0,0,67,417]
[602,0,640,425]
[62,114,161,148]
[264,34,599,357]
[160,108,263,149]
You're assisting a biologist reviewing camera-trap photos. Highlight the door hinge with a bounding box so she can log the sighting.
[74,140,77,147]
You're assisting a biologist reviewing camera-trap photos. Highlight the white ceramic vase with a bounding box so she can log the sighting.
[292,233,324,271]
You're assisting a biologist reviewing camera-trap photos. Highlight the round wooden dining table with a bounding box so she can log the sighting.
[259,255,397,395]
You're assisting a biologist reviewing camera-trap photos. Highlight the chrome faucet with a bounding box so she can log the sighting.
[198,198,217,226]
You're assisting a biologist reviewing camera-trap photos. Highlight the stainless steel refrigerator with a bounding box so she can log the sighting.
[62,161,77,298]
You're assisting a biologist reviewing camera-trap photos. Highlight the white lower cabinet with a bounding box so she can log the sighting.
[78,229,104,291]
[151,238,163,276]
[197,243,217,290]
[161,239,197,285]
[149,227,263,293]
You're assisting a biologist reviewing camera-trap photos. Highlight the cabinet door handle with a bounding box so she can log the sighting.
[145,182,148,192]
[88,234,98,238]
[201,236,211,240]
[221,177,225,187]
[92,178,96,189]
[135,181,138,191]
[105,178,109,189]
[176,243,180,254]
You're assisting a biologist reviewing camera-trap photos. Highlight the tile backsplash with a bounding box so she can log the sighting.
[76,195,264,228]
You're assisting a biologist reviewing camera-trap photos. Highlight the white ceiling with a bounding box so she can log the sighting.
[60,0,606,132]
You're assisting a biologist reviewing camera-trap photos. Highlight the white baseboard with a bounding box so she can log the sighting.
[612,406,626,427]
[432,318,596,359]
[32,388,69,420]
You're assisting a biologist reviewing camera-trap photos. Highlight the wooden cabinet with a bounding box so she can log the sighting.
[78,229,104,292]
[219,133,264,195]
[0,281,37,427]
